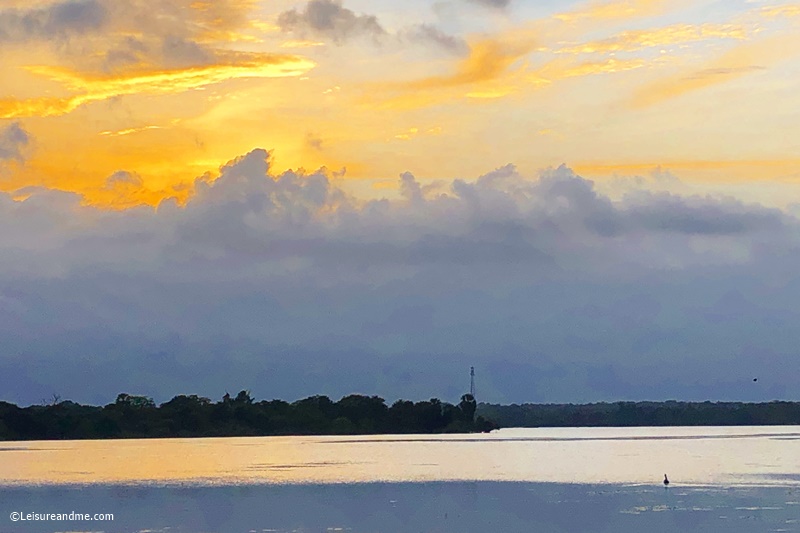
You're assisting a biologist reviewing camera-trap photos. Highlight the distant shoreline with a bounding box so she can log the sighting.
[0,391,496,441]
[3,394,799,441]
[479,400,800,428]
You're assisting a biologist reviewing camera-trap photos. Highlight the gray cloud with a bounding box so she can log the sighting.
[686,65,766,81]
[306,132,324,151]
[403,24,469,55]
[467,0,512,8]
[104,170,144,189]
[1,149,798,405]
[278,0,386,44]
[0,122,30,163]
[0,0,107,42]
[278,1,465,54]
[624,192,784,235]
[0,0,261,73]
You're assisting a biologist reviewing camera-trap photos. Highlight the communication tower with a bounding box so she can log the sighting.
[470,366,475,398]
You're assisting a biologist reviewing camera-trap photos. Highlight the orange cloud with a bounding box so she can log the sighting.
[574,158,800,179]
[359,28,538,110]
[90,182,193,209]
[554,0,673,23]
[561,57,646,77]
[465,86,520,99]
[559,23,747,54]
[393,126,442,140]
[371,46,646,109]
[280,40,326,48]
[631,33,800,107]
[401,37,538,91]
[760,4,800,18]
[367,0,694,109]
[0,54,316,119]
[99,125,165,137]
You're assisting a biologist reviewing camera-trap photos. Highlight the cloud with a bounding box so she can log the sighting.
[104,170,144,189]
[0,0,108,43]
[369,0,715,109]
[632,63,762,108]
[305,132,324,151]
[280,39,326,49]
[558,23,747,55]
[393,126,443,140]
[555,0,673,23]
[0,122,30,163]
[631,32,800,107]
[560,57,645,77]
[277,1,465,55]
[0,53,316,119]
[385,33,538,95]
[371,35,648,109]
[760,4,800,18]
[1,148,799,405]
[466,0,512,8]
[99,125,164,137]
[0,0,268,74]
[277,0,386,44]
[404,24,469,55]
[622,191,784,235]
[399,171,424,203]
[0,1,186,47]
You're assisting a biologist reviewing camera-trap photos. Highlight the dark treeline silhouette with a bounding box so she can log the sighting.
[6,395,798,441]
[478,400,800,427]
[0,392,497,441]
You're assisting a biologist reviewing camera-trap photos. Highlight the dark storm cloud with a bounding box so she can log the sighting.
[278,0,386,44]
[1,148,798,405]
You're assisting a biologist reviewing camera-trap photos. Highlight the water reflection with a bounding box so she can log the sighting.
[6,482,798,533]
[0,426,799,488]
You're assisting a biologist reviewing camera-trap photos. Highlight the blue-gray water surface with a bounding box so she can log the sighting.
[2,427,799,532]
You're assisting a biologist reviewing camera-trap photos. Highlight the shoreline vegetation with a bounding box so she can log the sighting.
[0,392,497,441]
[480,401,800,428]
[2,393,799,441]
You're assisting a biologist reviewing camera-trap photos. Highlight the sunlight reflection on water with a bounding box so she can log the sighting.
[1,426,799,488]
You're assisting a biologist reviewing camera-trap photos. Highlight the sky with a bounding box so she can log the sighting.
[1,0,800,406]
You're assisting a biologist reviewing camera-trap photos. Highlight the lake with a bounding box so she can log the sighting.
[2,426,799,532]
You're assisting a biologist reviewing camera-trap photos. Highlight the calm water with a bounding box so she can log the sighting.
[2,426,800,532]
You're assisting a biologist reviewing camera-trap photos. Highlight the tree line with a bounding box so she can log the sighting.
[0,392,497,441]
[5,395,797,440]
[478,400,800,427]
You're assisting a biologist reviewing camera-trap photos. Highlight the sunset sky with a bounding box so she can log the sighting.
[2,0,800,405]
[2,0,799,207]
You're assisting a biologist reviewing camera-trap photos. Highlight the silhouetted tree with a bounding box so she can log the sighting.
[234,390,253,404]
[336,395,388,432]
[388,400,418,433]
[0,391,508,440]
[459,394,477,423]
[115,393,155,409]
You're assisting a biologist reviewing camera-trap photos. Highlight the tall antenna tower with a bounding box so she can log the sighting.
[470,366,475,398]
